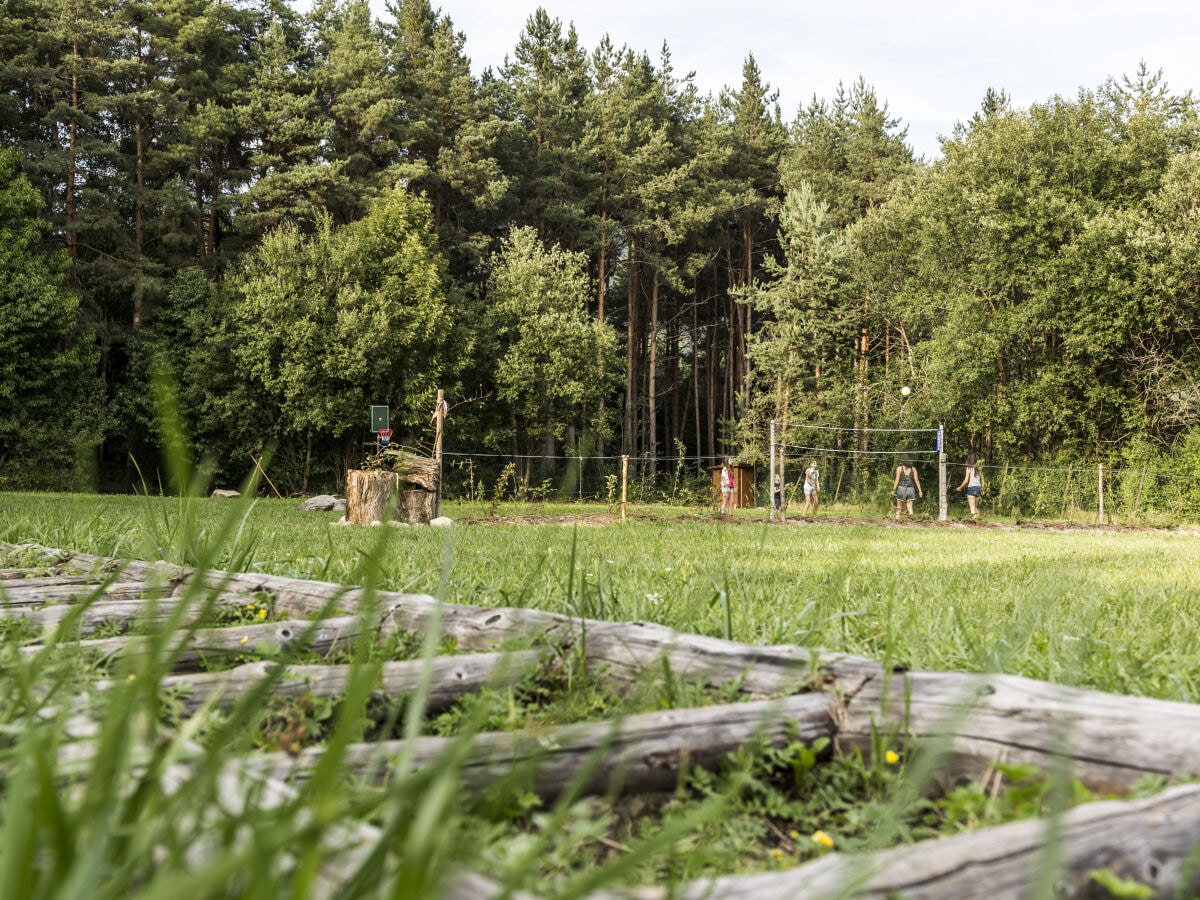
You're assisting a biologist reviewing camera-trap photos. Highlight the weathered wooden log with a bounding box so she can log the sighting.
[24,615,369,671]
[655,783,1200,900]
[0,574,103,590]
[379,450,439,490]
[140,650,542,713]
[18,546,1200,796]
[253,692,838,800]
[0,580,174,607]
[376,601,880,696]
[346,463,437,525]
[399,488,435,523]
[832,666,1200,794]
[346,468,400,524]
[6,596,194,636]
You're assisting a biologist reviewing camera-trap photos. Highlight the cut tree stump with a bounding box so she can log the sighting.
[346,456,438,524]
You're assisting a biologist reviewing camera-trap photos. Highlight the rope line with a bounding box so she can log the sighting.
[782,446,939,457]
[780,422,939,434]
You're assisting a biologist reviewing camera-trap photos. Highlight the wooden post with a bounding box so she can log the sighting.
[937,425,947,522]
[620,455,628,520]
[1098,464,1104,525]
[433,389,445,518]
[769,421,776,521]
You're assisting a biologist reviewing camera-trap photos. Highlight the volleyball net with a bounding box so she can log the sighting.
[771,421,946,517]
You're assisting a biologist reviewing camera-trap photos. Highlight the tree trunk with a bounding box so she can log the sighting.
[648,268,659,474]
[692,287,702,470]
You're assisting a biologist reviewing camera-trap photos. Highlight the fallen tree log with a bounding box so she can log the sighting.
[833,666,1200,794]
[655,782,1200,900]
[24,615,369,671]
[10,596,194,635]
[140,650,543,713]
[0,580,174,607]
[17,546,1200,795]
[252,692,839,801]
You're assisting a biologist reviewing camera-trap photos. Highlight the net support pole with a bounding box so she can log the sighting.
[1098,464,1105,525]
[779,441,787,523]
[621,454,628,521]
[937,425,947,522]
[434,389,445,519]
[769,421,776,522]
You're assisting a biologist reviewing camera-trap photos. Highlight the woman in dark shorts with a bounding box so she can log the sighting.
[956,452,984,519]
[892,458,922,520]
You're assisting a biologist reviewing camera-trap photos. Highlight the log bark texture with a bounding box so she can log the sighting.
[833,665,1200,794]
[252,692,839,800]
[146,650,542,713]
[27,615,368,671]
[346,462,437,525]
[656,783,1200,900]
[345,469,402,524]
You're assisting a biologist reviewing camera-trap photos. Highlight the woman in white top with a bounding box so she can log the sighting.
[801,459,820,520]
[720,458,735,515]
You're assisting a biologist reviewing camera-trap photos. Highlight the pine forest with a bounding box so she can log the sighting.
[3,0,1200,499]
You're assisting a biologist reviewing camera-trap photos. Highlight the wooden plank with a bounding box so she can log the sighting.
[655,783,1200,899]
[252,692,839,801]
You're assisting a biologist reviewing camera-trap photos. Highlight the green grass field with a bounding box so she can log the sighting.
[3,491,1199,897]
[3,491,1199,701]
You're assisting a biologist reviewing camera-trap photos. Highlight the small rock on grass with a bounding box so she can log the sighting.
[298,494,340,511]
[431,516,453,527]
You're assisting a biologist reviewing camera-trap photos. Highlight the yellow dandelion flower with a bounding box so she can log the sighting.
[768,849,783,861]
[258,609,267,619]
[240,636,249,644]
[128,674,136,681]
[811,830,834,849]
[885,750,900,765]
[789,830,800,841]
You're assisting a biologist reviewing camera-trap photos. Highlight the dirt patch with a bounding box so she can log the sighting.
[455,509,1170,534]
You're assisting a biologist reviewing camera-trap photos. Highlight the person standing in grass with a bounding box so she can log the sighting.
[801,459,820,520]
[720,458,735,516]
[893,458,922,520]
[956,452,984,519]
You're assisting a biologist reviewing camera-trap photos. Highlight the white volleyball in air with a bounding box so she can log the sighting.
[901,385,912,396]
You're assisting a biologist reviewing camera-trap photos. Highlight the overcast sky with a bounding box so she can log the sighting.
[410,0,1200,160]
